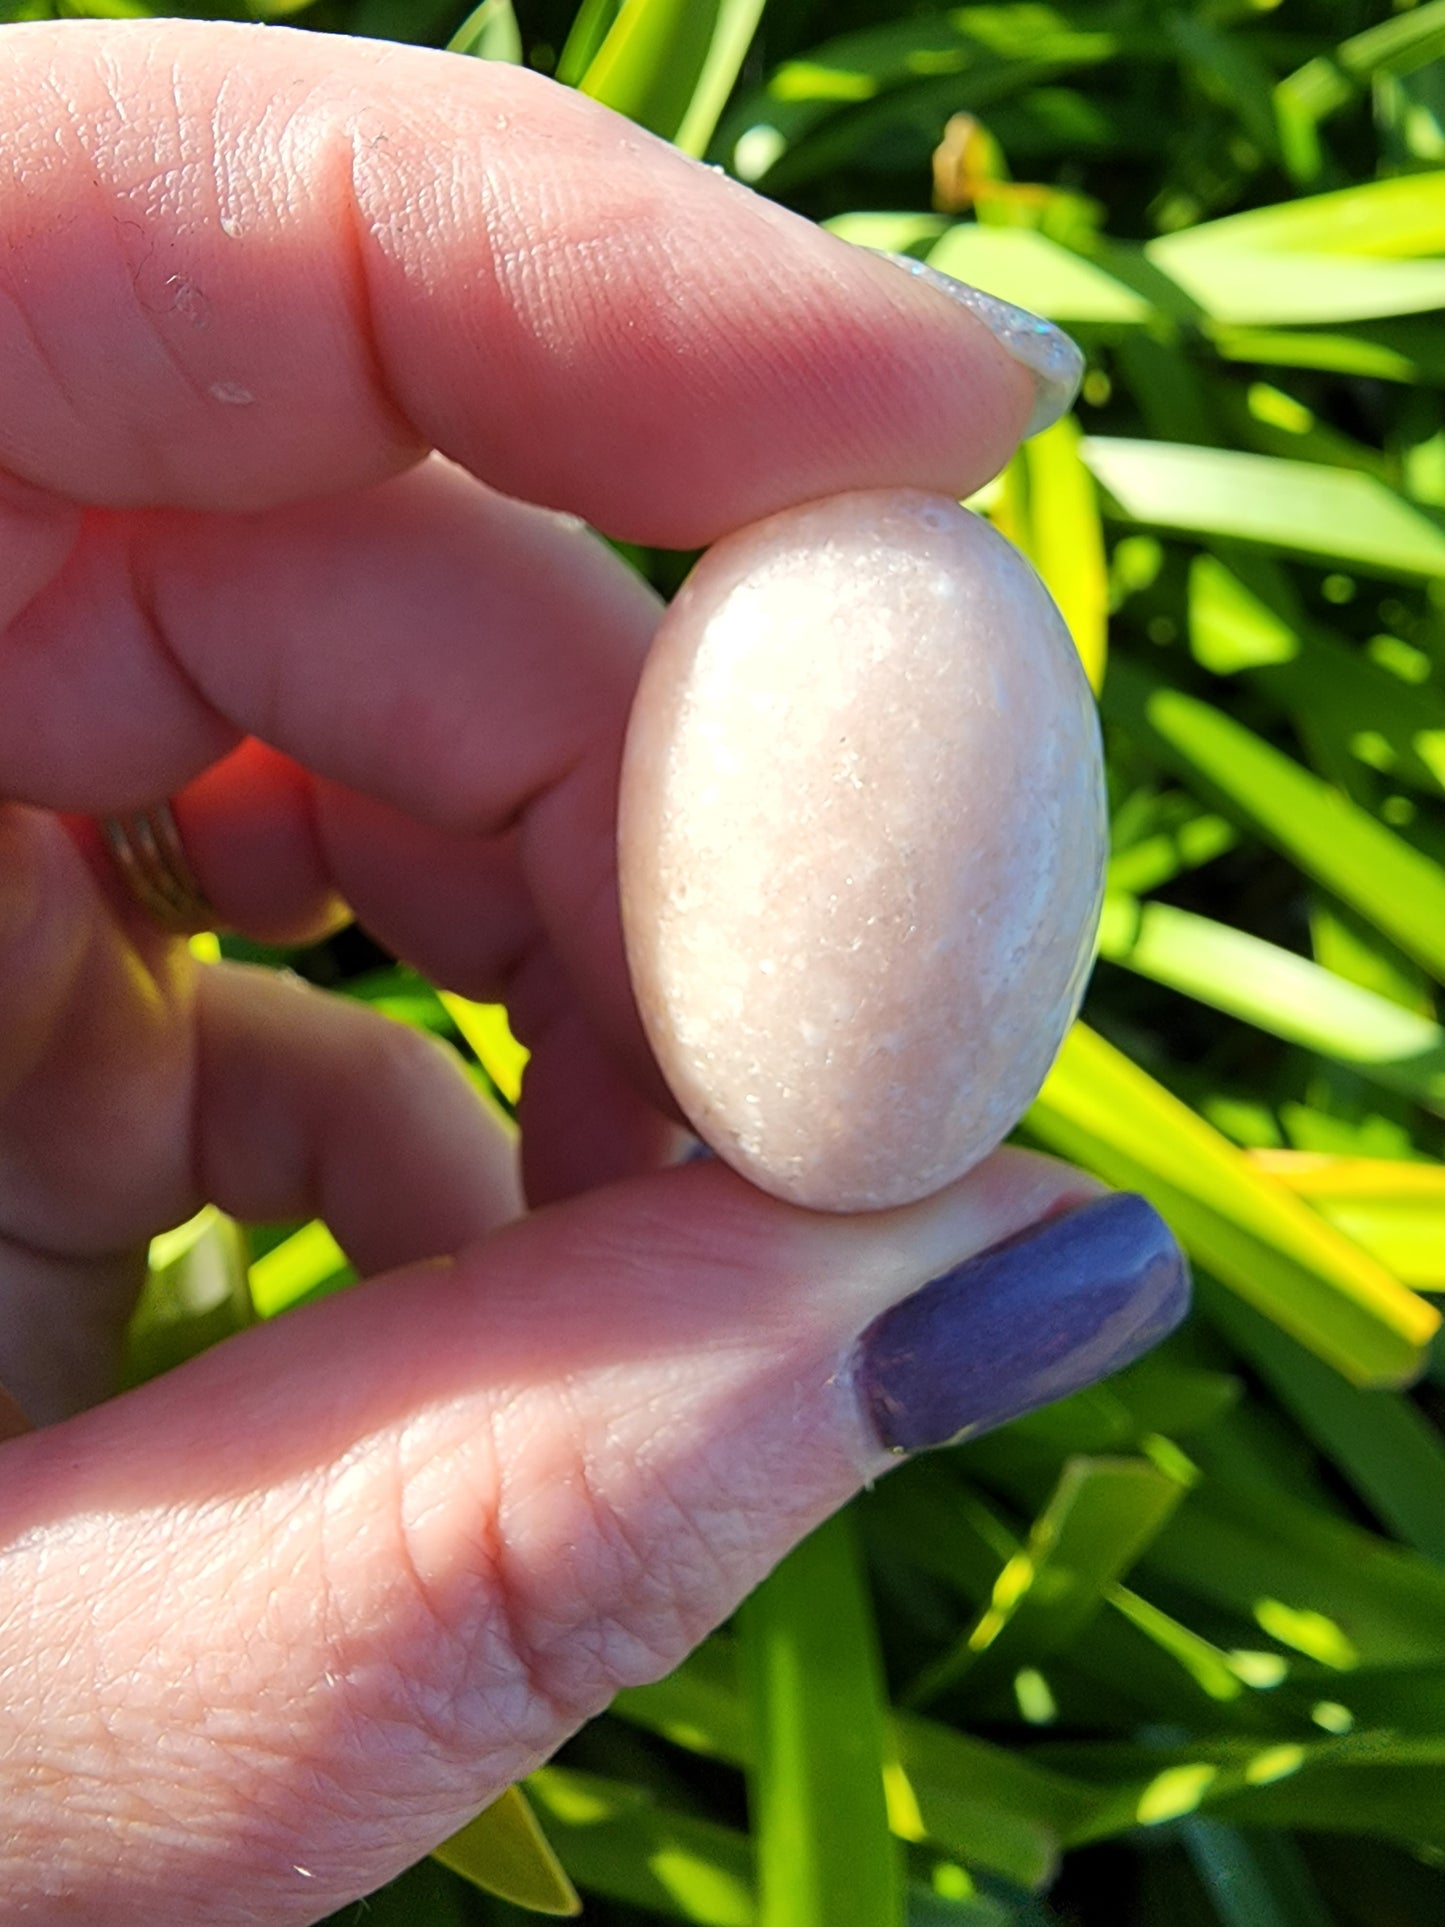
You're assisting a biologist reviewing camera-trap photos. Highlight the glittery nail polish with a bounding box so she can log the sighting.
[880,252,1084,439]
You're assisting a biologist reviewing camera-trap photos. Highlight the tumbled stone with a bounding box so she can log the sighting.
[618,488,1106,1212]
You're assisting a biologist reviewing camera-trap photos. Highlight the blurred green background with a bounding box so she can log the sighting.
[10,0,1445,1922]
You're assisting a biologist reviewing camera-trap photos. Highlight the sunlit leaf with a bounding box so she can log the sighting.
[125,1207,253,1385]
[1106,661,1445,988]
[248,1220,350,1318]
[433,1785,581,1916]
[1009,415,1108,691]
[440,993,529,1107]
[446,0,522,62]
[1083,439,1445,579]
[1252,1155,1445,1291]
[1095,896,1445,1121]
[1203,1284,1445,1567]
[1029,1024,1439,1387]
[578,0,724,143]
[908,1456,1192,1709]
[925,225,1151,326]
[740,1511,905,1927]
[525,1766,756,1925]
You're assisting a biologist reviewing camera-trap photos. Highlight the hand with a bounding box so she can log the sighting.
[0,20,1187,1923]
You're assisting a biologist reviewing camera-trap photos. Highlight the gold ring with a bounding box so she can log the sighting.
[99,802,214,934]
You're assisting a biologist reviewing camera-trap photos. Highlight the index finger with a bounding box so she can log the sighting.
[0,18,1046,544]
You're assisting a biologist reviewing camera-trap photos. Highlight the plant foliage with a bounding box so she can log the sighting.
[26,0,1445,1919]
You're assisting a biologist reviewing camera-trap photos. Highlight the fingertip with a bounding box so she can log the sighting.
[855,1191,1190,1459]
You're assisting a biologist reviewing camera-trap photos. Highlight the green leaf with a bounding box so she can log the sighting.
[1202,1284,1445,1567]
[1106,792,1237,897]
[674,0,768,159]
[715,4,1141,186]
[924,225,1151,326]
[740,1511,905,1927]
[1254,1155,1445,1292]
[440,993,528,1108]
[124,1207,253,1386]
[1095,896,1445,1122]
[1139,1476,1445,1669]
[1082,439,1445,579]
[248,1219,351,1318]
[556,0,622,85]
[1209,316,1445,387]
[613,1629,1084,1891]
[446,0,522,62]
[825,212,949,257]
[1048,1729,1445,1850]
[908,1455,1193,1710]
[998,415,1107,691]
[434,1785,581,1916]
[1188,556,1445,801]
[1153,171,1445,258]
[317,1857,467,1927]
[1276,13,1445,182]
[891,1718,1074,1893]
[345,0,458,44]
[578,0,726,143]
[1164,13,1281,166]
[1148,243,1445,326]
[525,1766,756,1925]
[1028,1024,1439,1387]
[1105,659,1445,988]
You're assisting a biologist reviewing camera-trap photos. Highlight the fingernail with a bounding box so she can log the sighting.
[879,252,1084,439]
[856,1193,1189,1455]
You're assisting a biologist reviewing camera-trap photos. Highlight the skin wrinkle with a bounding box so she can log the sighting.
[469,1401,581,1750]
[120,510,242,777]
[87,50,234,475]
[336,123,426,467]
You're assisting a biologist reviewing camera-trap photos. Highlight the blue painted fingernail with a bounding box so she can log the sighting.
[856,1194,1190,1455]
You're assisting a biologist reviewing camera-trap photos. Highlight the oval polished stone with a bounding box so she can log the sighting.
[618,488,1106,1212]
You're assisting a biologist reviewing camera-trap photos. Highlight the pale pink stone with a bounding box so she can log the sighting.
[618,488,1106,1212]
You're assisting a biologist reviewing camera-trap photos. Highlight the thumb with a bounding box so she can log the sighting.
[0,1149,1185,1925]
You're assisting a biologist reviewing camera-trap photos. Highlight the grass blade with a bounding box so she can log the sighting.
[1105,659,1445,987]
[675,0,767,158]
[125,1207,253,1386]
[439,992,528,1108]
[446,0,521,61]
[997,415,1107,692]
[434,1785,581,1915]
[578,0,725,143]
[1141,1476,1445,1667]
[556,0,622,85]
[924,225,1151,326]
[1095,895,1445,1120]
[1028,1024,1439,1387]
[1201,1283,1445,1566]
[908,1455,1193,1710]
[612,1631,1087,1891]
[1083,438,1445,578]
[248,1219,351,1318]
[1150,244,1445,326]
[740,1510,905,1927]
[524,1766,755,1925]
[1251,1156,1445,1291]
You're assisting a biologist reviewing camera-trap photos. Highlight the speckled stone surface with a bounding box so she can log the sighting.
[618,489,1106,1212]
